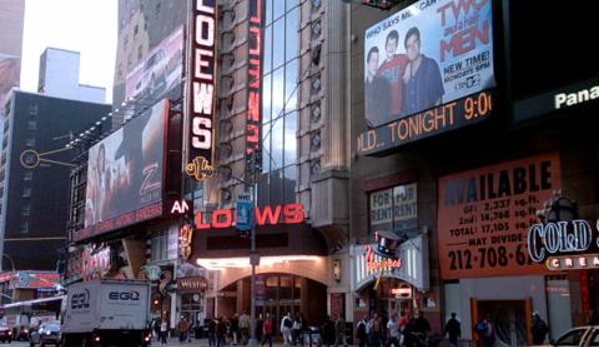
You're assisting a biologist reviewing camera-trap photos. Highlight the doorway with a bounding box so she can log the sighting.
[473,299,531,347]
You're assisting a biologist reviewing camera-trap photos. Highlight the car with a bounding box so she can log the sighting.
[29,323,61,347]
[533,326,599,347]
[0,325,12,343]
[134,48,168,97]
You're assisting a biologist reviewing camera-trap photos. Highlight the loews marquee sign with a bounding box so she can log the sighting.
[528,219,599,271]
[186,0,217,181]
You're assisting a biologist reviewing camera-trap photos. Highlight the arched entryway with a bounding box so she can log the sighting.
[218,273,327,330]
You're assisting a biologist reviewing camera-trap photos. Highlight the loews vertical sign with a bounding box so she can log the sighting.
[186,0,217,181]
[246,0,263,160]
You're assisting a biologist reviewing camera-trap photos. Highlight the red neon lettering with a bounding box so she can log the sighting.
[439,21,489,62]
[255,206,282,225]
[365,245,401,273]
[249,28,261,56]
[250,0,261,23]
[246,124,259,154]
[283,203,305,224]
[248,92,260,121]
[212,209,233,228]
[248,58,261,88]
[195,211,211,229]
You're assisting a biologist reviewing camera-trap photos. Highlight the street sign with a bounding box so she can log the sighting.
[236,192,253,231]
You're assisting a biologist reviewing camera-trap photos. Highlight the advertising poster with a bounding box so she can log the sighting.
[85,100,166,229]
[364,0,495,129]
[438,153,561,280]
[370,183,417,234]
[125,26,184,101]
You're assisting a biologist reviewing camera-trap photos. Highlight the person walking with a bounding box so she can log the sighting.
[532,312,549,345]
[356,317,368,347]
[262,314,273,347]
[239,311,250,345]
[178,316,190,343]
[335,314,347,347]
[281,312,293,346]
[160,319,169,345]
[444,313,461,347]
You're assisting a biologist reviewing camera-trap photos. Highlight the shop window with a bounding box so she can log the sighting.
[369,183,418,234]
[150,230,167,262]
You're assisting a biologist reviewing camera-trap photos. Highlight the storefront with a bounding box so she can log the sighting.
[438,153,568,345]
[351,235,430,326]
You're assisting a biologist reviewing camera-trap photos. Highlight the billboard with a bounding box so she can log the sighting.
[84,100,167,231]
[185,0,217,182]
[359,0,495,155]
[125,26,184,102]
[437,153,560,280]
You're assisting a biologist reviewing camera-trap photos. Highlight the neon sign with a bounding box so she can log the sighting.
[179,224,194,260]
[365,245,402,273]
[246,0,263,166]
[186,0,217,181]
[195,203,305,229]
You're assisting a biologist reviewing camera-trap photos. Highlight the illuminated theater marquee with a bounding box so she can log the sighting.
[186,0,217,181]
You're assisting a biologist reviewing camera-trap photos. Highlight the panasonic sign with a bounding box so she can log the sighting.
[186,0,217,181]
[554,86,599,110]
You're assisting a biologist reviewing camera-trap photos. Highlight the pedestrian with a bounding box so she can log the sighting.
[367,312,382,347]
[160,319,168,346]
[292,313,303,346]
[385,314,400,347]
[444,313,461,347]
[335,314,347,347]
[231,314,240,345]
[281,312,293,346]
[474,315,494,347]
[217,317,228,347]
[209,318,218,347]
[531,312,548,345]
[178,316,190,343]
[262,313,273,347]
[239,311,250,345]
[356,317,368,347]
[322,315,335,347]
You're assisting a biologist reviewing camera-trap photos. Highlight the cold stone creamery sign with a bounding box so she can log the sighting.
[186,0,217,181]
[438,153,560,280]
[528,219,599,271]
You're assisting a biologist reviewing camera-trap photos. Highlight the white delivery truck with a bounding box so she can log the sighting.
[61,280,152,347]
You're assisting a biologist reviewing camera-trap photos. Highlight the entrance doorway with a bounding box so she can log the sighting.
[219,273,327,331]
[473,299,531,347]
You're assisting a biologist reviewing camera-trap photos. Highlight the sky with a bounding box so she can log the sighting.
[20,0,118,103]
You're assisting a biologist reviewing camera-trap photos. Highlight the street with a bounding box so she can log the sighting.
[4,339,320,347]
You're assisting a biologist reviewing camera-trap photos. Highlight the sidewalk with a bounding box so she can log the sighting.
[162,339,350,347]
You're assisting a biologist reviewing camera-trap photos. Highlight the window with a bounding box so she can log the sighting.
[134,24,139,37]
[29,104,38,115]
[20,222,29,233]
[259,0,301,207]
[26,138,35,147]
[150,230,168,262]
[556,329,586,346]
[27,120,37,131]
[22,187,32,198]
[369,183,418,234]
[23,171,33,181]
[21,205,30,216]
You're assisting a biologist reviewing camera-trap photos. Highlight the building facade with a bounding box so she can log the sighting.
[38,48,106,103]
[350,0,599,345]
[0,91,110,271]
[0,0,25,121]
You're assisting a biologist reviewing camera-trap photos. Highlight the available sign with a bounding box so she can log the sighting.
[438,153,561,280]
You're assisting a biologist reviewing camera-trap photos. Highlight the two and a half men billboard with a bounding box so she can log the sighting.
[359,0,496,155]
